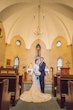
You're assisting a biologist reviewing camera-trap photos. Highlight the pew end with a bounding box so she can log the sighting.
[66,81,73,110]
[0,79,11,110]
[56,75,73,108]
[0,67,23,106]
[0,75,20,106]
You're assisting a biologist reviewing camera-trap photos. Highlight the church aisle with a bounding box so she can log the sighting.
[10,97,66,110]
[10,83,66,110]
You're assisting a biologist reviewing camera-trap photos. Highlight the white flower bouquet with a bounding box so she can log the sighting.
[34,71,41,76]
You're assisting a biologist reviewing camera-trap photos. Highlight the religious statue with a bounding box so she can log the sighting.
[36,44,41,57]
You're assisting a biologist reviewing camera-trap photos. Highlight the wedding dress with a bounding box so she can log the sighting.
[20,64,52,103]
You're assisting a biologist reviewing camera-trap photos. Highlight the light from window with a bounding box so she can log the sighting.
[14,57,19,68]
[56,41,61,47]
[57,58,63,71]
[16,40,21,46]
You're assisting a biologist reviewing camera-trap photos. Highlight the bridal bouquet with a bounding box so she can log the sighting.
[34,71,41,76]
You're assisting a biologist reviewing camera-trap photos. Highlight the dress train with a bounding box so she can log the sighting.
[20,82,52,103]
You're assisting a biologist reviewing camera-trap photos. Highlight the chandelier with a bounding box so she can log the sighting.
[34,4,43,36]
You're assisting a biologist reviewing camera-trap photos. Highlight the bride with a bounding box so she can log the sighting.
[20,58,52,102]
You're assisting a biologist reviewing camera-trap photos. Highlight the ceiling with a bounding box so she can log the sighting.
[0,0,73,49]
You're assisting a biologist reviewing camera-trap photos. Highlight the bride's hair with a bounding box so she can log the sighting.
[35,59,38,64]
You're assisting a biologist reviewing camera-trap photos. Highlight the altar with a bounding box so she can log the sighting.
[24,68,53,84]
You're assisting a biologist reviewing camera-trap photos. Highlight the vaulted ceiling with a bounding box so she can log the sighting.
[0,0,73,49]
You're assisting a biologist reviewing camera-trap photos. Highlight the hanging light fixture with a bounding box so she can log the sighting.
[34,1,43,36]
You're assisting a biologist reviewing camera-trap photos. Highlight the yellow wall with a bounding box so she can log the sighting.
[50,36,73,74]
[5,36,73,75]
[30,37,72,74]
[1,36,73,74]
[0,22,72,75]
[4,35,26,74]
[0,21,6,66]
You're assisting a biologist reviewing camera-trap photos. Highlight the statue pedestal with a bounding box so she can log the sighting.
[26,68,33,81]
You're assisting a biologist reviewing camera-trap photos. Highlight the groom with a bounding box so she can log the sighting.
[39,57,46,93]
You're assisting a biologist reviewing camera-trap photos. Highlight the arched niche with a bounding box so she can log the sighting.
[51,36,68,49]
[10,35,26,47]
[36,44,41,57]
[30,39,46,58]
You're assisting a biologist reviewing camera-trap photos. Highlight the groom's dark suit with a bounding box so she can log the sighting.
[39,62,46,93]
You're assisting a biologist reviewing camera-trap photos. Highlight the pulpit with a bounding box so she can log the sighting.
[61,68,70,75]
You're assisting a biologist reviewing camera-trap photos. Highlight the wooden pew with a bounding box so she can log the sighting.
[52,75,57,97]
[66,81,73,110]
[19,74,23,94]
[0,79,11,110]
[56,75,73,108]
[0,67,18,75]
[0,74,20,106]
[0,67,23,94]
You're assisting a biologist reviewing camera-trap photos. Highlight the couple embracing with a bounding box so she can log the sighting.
[33,57,46,93]
[20,57,51,103]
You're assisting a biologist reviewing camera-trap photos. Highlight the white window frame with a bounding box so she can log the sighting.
[14,56,19,68]
[57,57,63,71]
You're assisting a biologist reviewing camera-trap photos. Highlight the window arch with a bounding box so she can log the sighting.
[57,57,63,71]
[14,56,19,68]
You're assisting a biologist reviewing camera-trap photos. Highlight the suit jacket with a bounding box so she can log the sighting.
[39,62,46,77]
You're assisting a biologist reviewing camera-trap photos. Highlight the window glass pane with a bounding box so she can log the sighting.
[16,40,21,46]
[56,41,61,47]
[57,58,63,70]
[14,57,19,68]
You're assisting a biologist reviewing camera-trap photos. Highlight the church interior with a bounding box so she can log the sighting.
[0,0,73,110]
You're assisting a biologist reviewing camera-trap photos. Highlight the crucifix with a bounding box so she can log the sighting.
[36,44,41,57]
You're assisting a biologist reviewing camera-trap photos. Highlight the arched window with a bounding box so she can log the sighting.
[57,57,63,71]
[16,40,21,46]
[56,41,62,47]
[14,57,19,68]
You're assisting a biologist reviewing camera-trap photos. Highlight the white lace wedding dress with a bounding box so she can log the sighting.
[20,64,52,103]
